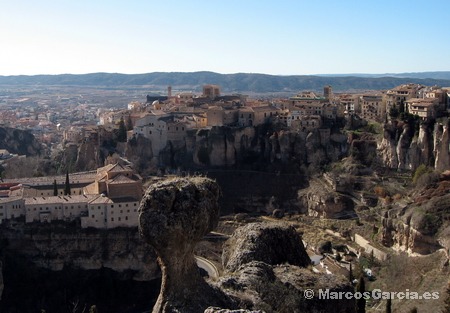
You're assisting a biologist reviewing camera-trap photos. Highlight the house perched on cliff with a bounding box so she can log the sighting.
[406,98,440,120]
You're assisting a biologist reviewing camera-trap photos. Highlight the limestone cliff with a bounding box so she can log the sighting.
[162,125,348,170]
[297,177,356,219]
[0,127,42,156]
[125,134,154,172]
[0,222,159,280]
[219,223,356,313]
[0,261,3,301]
[0,222,160,312]
[377,119,449,171]
[380,179,450,255]
[75,141,101,171]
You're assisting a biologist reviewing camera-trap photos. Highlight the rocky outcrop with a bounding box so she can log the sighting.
[219,223,355,313]
[75,141,101,171]
[0,223,158,280]
[139,176,235,313]
[166,125,348,170]
[434,122,450,171]
[0,223,161,312]
[222,223,311,272]
[297,178,356,219]
[380,182,450,254]
[125,134,154,171]
[0,261,3,301]
[204,308,263,313]
[0,127,42,156]
[377,120,450,171]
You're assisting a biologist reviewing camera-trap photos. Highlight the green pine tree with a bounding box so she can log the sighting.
[444,281,450,313]
[126,115,133,131]
[356,276,366,313]
[117,116,127,142]
[64,171,71,195]
[386,298,392,313]
[349,262,353,282]
[53,179,58,196]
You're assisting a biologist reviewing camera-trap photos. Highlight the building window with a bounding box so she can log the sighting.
[91,215,95,218]
[118,217,121,221]
[111,218,114,221]
[125,216,128,220]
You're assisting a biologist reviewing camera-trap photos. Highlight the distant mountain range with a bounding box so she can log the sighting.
[1,71,450,93]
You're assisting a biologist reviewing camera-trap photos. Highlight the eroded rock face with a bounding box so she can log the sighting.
[376,120,450,171]
[219,223,355,313]
[0,261,3,301]
[139,176,234,313]
[0,224,158,280]
[297,178,356,219]
[204,308,264,313]
[0,127,42,156]
[380,197,449,255]
[222,223,311,272]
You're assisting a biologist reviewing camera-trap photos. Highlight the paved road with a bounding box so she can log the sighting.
[195,255,220,279]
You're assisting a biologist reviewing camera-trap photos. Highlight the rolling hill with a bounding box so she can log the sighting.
[1,71,450,93]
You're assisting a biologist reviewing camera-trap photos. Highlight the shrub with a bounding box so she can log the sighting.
[373,186,387,198]
[413,164,429,185]
[418,213,442,236]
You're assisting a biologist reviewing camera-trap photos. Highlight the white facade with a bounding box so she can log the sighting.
[24,195,91,223]
[0,197,26,223]
[81,196,139,229]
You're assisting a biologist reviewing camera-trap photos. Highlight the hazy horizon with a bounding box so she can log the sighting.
[1,70,450,78]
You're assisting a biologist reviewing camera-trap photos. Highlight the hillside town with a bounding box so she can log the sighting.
[1,83,450,229]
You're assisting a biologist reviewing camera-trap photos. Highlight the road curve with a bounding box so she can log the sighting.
[195,255,220,279]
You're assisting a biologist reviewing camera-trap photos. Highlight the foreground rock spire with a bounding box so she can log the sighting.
[139,176,233,313]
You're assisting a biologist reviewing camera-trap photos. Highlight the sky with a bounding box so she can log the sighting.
[0,0,449,76]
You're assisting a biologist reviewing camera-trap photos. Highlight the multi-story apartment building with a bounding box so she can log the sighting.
[360,95,385,122]
[339,94,360,116]
[406,98,439,120]
[385,83,424,115]
[291,115,323,132]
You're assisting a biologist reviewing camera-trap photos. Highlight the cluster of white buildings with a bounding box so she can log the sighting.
[0,163,143,228]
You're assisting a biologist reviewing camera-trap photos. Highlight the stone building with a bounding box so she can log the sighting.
[385,83,424,115]
[360,95,385,122]
[0,164,143,228]
[406,98,440,120]
[203,85,221,99]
